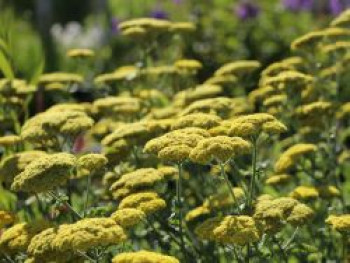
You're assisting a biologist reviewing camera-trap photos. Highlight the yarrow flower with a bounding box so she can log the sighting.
[112,250,179,263]
[326,214,350,233]
[111,208,145,228]
[11,153,76,193]
[118,192,166,215]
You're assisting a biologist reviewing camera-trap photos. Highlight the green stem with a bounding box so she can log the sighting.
[342,234,348,261]
[177,163,188,262]
[220,162,241,213]
[248,139,258,211]
[83,175,91,217]
[76,250,97,263]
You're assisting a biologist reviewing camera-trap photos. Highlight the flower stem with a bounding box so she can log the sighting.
[248,139,257,212]
[49,191,82,220]
[83,175,91,217]
[220,162,241,213]
[177,163,188,262]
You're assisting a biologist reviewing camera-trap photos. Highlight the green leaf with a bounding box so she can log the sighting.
[0,38,9,54]
[30,57,45,85]
[0,49,14,80]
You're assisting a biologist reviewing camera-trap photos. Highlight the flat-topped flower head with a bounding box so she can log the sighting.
[0,135,21,147]
[66,48,95,58]
[111,208,145,228]
[295,101,333,118]
[102,122,149,147]
[0,151,47,185]
[119,18,172,33]
[274,143,317,173]
[118,192,166,215]
[189,136,251,164]
[289,186,319,200]
[77,153,107,177]
[214,60,261,76]
[263,70,314,89]
[121,26,147,38]
[52,218,126,252]
[21,110,93,146]
[174,59,202,72]
[326,214,350,233]
[11,153,76,193]
[93,96,141,117]
[194,217,222,241]
[291,31,325,51]
[185,206,211,222]
[112,250,179,263]
[180,97,234,118]
[144,128,210,163]
[263,95,287,108]
[39,72,83,84]
[229,113,287,138]
[204,75,237,86]
[213,215,260,245]
[184,84,223,104]
[46,103,92,114]
[110,168,167,199]
[265,174,291,186]
[171,113,222,130]
[254,196,314,233]
[337,102,350,119]
[170,22,196,33]
[0,220,50,255]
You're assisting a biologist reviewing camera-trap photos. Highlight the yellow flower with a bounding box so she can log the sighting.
[112,250,179,263]
[254,196,313,233]
[184,84,223,104]
[53,218,126,252]
[248,86,276,104]
[66,48,95,58]
[229,113,287,138]
[326,214,350,233]
[0,135,21,147]
[46,103,92,114]
[318,186,341,199]
[39,72,83,84]
[119,18,172,33]
[321,41,350,55]
[189,136,251,164]
[204,75,237,86]
[0,151,47,185]
[111,208,145,228]
[119,192,166,215]
[0,220,50,255]
[295,101,333,118]
[289,186,319,200]
[262,95,287,108]
[93,97,141,116]
[170,22,196,33]
[144,128,210,163]
[291,31,325,50]
[185,206,211,222]
[11,153,76,193]
[121,26,147,38]
[110,168,167,199]
[213,215,260,245]
[171,113,222,130]
[21,111,93,146]
[174,59,202,71]
[265,174,291,186]
[336,102,350,120]
[214,60,261,76]
[77,153,107,178]
[263,70,314,89]
[274,144,317,173]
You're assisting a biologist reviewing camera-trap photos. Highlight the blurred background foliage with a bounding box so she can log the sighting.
[0,0,348,81]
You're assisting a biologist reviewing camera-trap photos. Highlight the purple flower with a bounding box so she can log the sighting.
[173,0,182,4]
[236,2,260,20]
[282,0,314,11]
[329,0,350,15]
[150,9,169,19]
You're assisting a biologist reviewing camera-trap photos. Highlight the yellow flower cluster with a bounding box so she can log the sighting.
[111,208,145,228]
[66,48,95,58]
[195,215,260,245]
[326,214,350,233]
[189,136,251,164]
[0,211,15,229]
[214,60,261,76]
[27,218,126,261]
[110,167,175,199]
[144,127,210,163]
[171,113,222,130]
[254,196,314,233]
[0,220,50,255]
[11,153,76,193]
[77,153,108,178]
[39,72,83,84]
[118,192,166,215]
[228,113,287,138]
[274,143,317,173]
[112,250,179,263]
[0,135,21,147]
